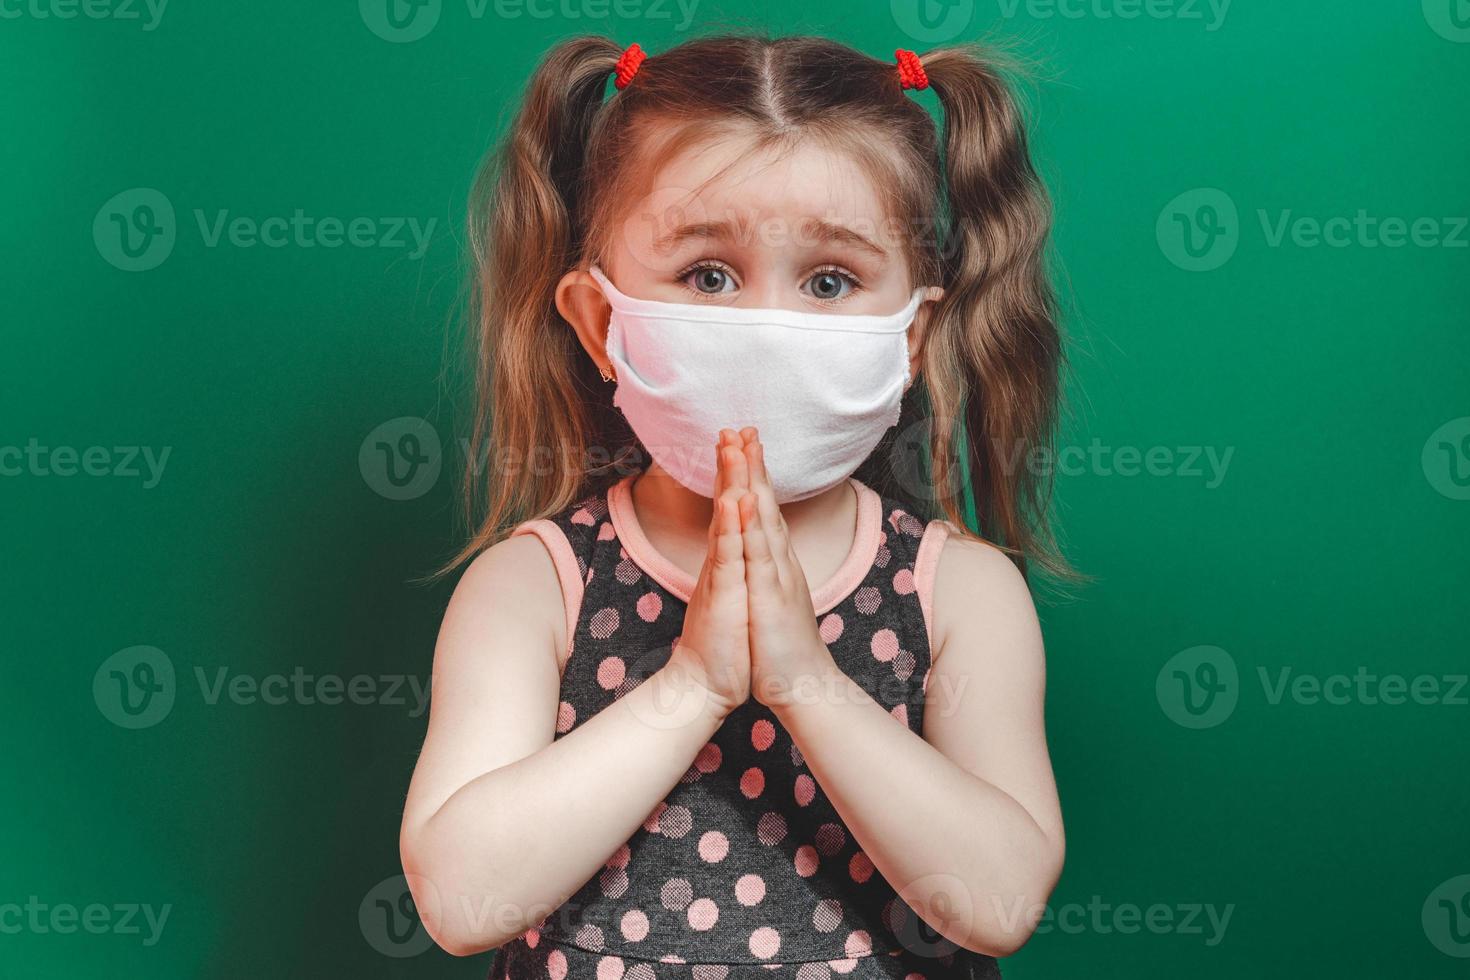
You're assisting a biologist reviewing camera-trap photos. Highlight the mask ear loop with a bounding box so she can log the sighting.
[587,266,619,383]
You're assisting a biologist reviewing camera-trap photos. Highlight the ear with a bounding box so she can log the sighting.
[555,267,616,381]
[904,285,945,393]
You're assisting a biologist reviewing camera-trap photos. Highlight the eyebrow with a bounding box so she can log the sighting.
[649,217,890,259]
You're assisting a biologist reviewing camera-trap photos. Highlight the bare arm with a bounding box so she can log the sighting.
[397,535,729,956]
[768,528,1065,957]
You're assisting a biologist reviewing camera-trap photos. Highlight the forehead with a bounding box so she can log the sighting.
[627,130,892,245]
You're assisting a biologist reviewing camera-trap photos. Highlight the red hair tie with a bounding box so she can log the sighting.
[614,42,646,90]
[894,48,928,90]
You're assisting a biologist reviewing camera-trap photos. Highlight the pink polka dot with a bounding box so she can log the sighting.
[735,873,766,905]
[845,931,873,957]
[756,812,787,845]
[636,592,663,622]
[850,852,874,883]
[597,656,626,689]
[870,628,899,662]
[794,774,816,806]
[620,909,649,941]
[794,844,819,877]
[643,801,666,833]
[599,866,629,897]
[749,926,781,958]
[853,587,882,615]
[687,897,719,930]
[891,704,909,726]
[692,966,728,980]
[828,957,859,975]
[548,949,569,980]
[597,522,617,540]
[892,567,916,594]
[597,955,625,980]
[571,507,595,526]
[556,701,576,733]
[740,767,766,798]
[575,924,605,949]
[695,743,722,773]
[815,823,846,856]
[813,898,843,932]
[615,558,642,585]
[751,719,776,751]
[818,613,844,644]
[590,607,621,639]
[698,831,729,862]
[607,844,629,868]
[661,878,693,910]
[659,805,692,838]
[627,967,656,980]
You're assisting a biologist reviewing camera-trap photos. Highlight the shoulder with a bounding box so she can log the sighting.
[924,519,1041,671]
[437,528,574,677]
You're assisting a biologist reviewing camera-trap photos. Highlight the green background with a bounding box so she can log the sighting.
[3,0,1467,977]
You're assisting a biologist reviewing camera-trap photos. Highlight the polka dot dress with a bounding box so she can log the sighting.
[500,471,1001,980]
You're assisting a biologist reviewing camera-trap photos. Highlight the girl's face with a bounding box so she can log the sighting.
[606,134,937,316]
[556,132,943,392]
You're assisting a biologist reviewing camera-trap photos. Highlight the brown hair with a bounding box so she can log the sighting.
[438,31,1070,581]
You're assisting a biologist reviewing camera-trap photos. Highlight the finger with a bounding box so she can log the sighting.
[707,431,734,552]
[743,433,793,586]
[722,430,750,494]
[708,488,747,589]
[739,489,782,598]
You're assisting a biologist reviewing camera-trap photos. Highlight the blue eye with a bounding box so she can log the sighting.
[804,269,859,301]
[681,265,736,294]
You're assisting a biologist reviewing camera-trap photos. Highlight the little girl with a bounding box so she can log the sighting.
[400,32,1066,980]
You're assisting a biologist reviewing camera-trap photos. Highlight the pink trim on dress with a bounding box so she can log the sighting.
[605,473,884,617]
[509,519,584,670]
[914,518,954,654]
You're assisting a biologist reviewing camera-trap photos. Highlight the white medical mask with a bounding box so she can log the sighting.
[588,265,930,504]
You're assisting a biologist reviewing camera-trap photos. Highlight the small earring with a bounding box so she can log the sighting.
[600,365,616,383]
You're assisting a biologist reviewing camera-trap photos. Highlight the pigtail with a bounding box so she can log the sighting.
[437,36,624,578]
[918,43,1070,581]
